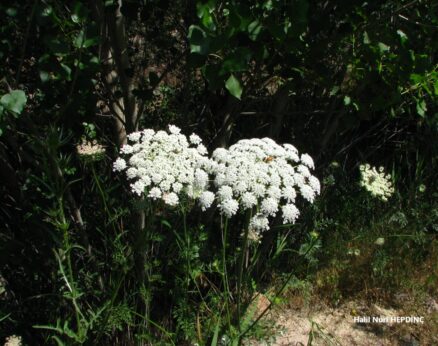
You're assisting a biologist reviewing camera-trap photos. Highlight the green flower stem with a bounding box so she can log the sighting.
[236,210,252,334]
[182,207,191,291]
[221,217,232,332]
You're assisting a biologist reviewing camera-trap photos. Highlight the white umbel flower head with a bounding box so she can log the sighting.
[210,137,320,230]
[359,164,394,201]
[219,198,239,217]
[249,213,270,232]
[113,157,127,171]
[114,125,215,208]
[199,191,215,211]
[163,192,179,206]
[282,204,300,224]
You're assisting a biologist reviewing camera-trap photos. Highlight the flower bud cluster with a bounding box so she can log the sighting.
[211,138,320,234]
[113,125,215,207]
[359,164,394,201]
[76,139,106,161]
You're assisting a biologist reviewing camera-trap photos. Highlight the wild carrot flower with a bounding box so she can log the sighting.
[211,138,320,231]
[76,139,105,161]
[359,164,394,201]
[113,125,215,207]
[4,335,22,346]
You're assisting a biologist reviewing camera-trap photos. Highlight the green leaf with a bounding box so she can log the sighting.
[225,74,243,99]
[416,99,427,117]
[378,42,390,53]
[40,70,50,83]
[211,317,221,346]
[248,20,262,41]
[397,30,408,45]
[363,31,370,44]
[221,47,252,73]
[73,31,99,48]
[197,1,217,30]
[6,7,17,17]
[343,95,351,106]
[74,31,85,48]
[188,25,210,55]
[330,86,340,96]
[83,37,101,48]
[0,90,27,115]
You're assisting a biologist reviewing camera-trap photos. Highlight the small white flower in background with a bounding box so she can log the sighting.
[211,137,320,231]
[4,335,22,346]
[246,228,262,244]
[359,164,394,201]
[76,139,105,161]
[113,125,215,207]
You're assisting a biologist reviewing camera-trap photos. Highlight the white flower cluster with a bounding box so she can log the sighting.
[359,164,394,201]
[113,125,215,208]
[211,138,320,234]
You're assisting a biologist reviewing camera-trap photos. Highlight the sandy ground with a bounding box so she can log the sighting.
[246,295,437,346]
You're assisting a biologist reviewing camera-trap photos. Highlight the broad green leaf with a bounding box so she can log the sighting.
[0,90,27,115]
[397,30,408,45]
[416,99,427,117]
[221,47,252,73]
[378,42,390,53]
[83,37,100,48]
[40,70,50,82]
[188,25,210,55]
[410,73,423,84]
[74,31,99,48]
[6,7,17,17]
[363,31,370,44]
[248,20,262,41]
[74,31,85,48]
[60,63,72,80]
[330,86,340,96]
[225,74,243,99]
[197,1,216,30]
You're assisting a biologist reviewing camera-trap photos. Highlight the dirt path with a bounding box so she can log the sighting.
[248,297,437,346]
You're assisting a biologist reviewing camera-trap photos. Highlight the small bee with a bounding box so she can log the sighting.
[263,156,275,163]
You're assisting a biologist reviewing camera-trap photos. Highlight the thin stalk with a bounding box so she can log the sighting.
[91,163,113,221]
[182,207,190,290]
[236,211,252,334]
[58,197,82,331]
[221,217,232,331]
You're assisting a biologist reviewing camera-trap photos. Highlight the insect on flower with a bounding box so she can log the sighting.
[263,156,275,163]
